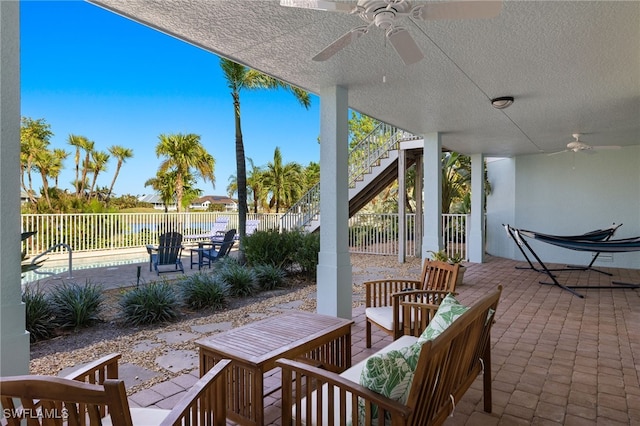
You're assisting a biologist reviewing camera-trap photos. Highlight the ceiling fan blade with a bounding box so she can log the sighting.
[412,0,502,21]
[313,26,368,61]
[547,150,570,156]
[593,145,622,150]
[387,27,424,65]
[280,0,356,13]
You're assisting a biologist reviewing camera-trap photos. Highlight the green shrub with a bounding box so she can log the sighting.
[296,232,320,278]
[119,281,180,326]
[217,262,259,297]
[243,229,307,270]
[178,272,229,310]
[49,281,104,329]
[253,264,286,291]
[22,285,56,342]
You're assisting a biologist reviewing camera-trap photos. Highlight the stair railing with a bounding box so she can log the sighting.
[280,122,416,231]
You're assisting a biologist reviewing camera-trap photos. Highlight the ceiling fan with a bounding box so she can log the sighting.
[280,0,502,65]
[549,134,622,156]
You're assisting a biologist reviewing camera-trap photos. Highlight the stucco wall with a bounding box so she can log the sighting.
[486,145,640,269]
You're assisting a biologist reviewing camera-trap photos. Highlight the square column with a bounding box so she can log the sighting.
[397,148,406,263]
[316,86,352,319]
[468,153,486,262]
[421,133,442,259]
[1,0,30,375]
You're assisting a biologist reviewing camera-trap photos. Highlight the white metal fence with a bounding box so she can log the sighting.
[21,212,469,260]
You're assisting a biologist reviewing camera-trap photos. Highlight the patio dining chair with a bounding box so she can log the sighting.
[0,353,230,426]
[363,259,460,347]
[146,231,185,275]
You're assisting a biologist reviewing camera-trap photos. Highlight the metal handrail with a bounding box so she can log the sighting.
[31,243,73,279]
[280,121,418,230]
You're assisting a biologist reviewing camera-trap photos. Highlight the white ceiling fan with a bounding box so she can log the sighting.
[280,0,502,65]
[549,134,622,156]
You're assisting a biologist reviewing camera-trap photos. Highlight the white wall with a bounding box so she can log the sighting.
[487,145,640,269]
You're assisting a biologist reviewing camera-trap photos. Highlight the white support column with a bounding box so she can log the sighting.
[414,153,423,258]
[421,133,442,260]
[316,86,352,319]
[0,1,30,375]
[397,148,406,263]
[469,153,486,262]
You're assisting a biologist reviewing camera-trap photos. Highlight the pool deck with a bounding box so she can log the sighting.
[41,253,640,425]
[24,246,229,290]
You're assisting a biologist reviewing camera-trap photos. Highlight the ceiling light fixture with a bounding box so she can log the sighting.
[491,96,514,109]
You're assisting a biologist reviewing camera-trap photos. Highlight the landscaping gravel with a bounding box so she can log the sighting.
[29,254,422,394]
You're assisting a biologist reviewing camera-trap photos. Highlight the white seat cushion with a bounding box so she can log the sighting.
[293,336,419,426]
[366,305,417,332]
[102,407,172,426]
[365,306,394,330]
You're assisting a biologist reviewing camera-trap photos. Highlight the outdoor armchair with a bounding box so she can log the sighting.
[364,259,459,347]
[146,231,185,275]
[0,353,231,426]
[201,229,236,263]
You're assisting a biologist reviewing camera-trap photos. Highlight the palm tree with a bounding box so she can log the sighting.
[155,133,215,213]
[88,150,110,199]
[33,149,55,209]
[442,152,471,214]
[20,117,53,203]
[144,170,177,213]
[220,59,310,253]
[107,145,134,200]
[262,147,303,213]
[79,138,95,198]
[51,148,69,188]
[303,161,320,191]
[67,134,89,196]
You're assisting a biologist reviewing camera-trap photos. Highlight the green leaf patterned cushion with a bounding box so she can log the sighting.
[417,293,469,343]
[357,342,422,422]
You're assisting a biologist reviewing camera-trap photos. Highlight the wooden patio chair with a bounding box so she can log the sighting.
[146,231,184,275]
[364,259,460,347]
[0,353,230,426]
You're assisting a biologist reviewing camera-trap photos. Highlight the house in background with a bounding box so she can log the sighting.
[138,194,177,211]
[190,195,238,212]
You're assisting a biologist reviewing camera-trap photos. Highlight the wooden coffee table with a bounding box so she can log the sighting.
[197,310,353,426]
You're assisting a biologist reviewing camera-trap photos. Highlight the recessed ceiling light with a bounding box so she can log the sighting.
[491,96,514,109]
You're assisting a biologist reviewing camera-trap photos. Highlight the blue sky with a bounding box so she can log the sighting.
[20,0,321,198]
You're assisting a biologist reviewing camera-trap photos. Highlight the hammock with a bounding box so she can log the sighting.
[504,223,638,298]
[504,223,621,275]
[519,231,640,253]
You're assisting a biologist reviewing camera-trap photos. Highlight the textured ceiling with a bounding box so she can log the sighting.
[89,0,640,157]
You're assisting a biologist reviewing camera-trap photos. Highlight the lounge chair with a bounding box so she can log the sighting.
[363,259,459,348]
[146,232,184,275]
[201,229,236,264]
[0,353,230,426]
[234,219,260,241]
[184,216,229,241]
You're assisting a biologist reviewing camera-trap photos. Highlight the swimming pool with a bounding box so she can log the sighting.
[22,255,148,286]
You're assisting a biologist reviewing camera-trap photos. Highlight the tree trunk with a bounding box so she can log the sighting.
[233,93,247,263]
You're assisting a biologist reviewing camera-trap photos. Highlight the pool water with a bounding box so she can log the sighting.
[22,256,148,286]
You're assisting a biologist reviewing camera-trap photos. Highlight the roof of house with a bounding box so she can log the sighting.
[193,195,237,205]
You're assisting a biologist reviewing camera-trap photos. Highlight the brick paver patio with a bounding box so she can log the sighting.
[53,254,640,424]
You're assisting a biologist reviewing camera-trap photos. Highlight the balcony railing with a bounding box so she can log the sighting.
[21,212,469,260]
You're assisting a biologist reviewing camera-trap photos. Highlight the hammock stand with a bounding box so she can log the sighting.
[503,223,621,276]
[505,224,639,298]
